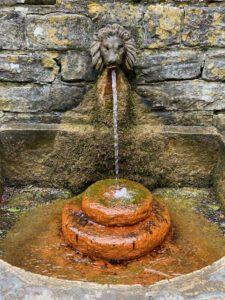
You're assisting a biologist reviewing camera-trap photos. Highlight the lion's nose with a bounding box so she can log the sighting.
[107,53,117,65]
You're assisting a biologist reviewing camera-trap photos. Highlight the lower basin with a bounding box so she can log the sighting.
[1,186,225,289]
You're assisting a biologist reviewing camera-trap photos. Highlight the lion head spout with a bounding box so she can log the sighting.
[90,24,136,72]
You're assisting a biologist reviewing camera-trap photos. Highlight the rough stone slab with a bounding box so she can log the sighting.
[135,50,203,83]
[87,2,144,26]
[203,50,225,81]
[137,80,225,111]
[0,82,85,113]
[0,10,25,50]
[214,113,225,131]
[61,51,95,82]
[26,14,93,50]
[0,112,61,125]
[0,84,51,113]
[182,7,225,47]
[49,80,87,111]
[140,5,183,49]
[145,111,213,127]
[0,53,59,83]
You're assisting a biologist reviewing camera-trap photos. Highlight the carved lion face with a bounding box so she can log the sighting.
[90,24,136,72]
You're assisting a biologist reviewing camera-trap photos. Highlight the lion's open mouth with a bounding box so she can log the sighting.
[107,65,117,70]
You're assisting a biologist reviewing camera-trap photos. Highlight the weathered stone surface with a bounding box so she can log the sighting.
[0,125,219,191]
[0,126,97,193]
[26,14,93,50]
[214,113,225,131]
[137,80,225,111]
[49,80,87,111]
[0,163,3,197]
[140,5,183,49]
[0,11,25,50]
[0,112,61,125]
[203,50,225,81]
[0,84,51,113]
[0,81,85,113]
[61,51,94,82]
[135,50,202,83]
[145,111,213,127]
[0,53,59,83]
[87,2,144,27]
[214,137,225,209]
[121,126,219,188]
[4,186,72,208]
[182,7,225,47]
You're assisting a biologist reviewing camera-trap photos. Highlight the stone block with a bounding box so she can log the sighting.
[49,80,87,111]
[182,7,225,47]
[0,81,85,113]
[87,2,144,26]
[0,112,61,125]
[137,80,225,111]
[0,11,25,50]
[213,113,225,131]
[0,84,51,113]
[135,50,202,83]
[26,14,93,50]
[203,50,225,81]
[61,51,94,82]
[0,53,59,83]
[140,5,183,49]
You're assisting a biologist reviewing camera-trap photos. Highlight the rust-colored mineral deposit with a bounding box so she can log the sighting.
[62,179,171,261]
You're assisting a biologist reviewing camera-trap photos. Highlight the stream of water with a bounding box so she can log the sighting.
[111,69,119,187]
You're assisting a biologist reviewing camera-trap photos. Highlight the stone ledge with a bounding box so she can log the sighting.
[0,255,225,299]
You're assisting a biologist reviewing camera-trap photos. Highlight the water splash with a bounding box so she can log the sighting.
[111,69,119,187]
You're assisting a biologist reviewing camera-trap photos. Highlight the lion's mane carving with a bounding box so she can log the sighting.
[90,24,136,72]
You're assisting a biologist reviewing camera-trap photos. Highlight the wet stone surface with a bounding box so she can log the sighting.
[0,186,224,286]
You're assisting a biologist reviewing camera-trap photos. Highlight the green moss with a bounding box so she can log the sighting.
[84,178,149,209]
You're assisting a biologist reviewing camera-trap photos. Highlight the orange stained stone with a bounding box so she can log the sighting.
[82,179,153,226]
[62,200,171,261]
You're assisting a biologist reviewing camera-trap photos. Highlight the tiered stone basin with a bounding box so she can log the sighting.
[62,179,171,261]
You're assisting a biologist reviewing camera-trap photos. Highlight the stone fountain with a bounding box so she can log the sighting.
[62,24,171,261]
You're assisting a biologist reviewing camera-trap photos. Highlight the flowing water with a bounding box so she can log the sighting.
[111,69,119,187]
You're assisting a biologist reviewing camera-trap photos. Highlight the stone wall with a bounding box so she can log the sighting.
[0,0,225,129]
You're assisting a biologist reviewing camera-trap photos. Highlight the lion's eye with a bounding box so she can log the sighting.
[118,44,123,49]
